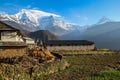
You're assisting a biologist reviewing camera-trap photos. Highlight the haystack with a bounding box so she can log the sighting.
[29,47,55,62]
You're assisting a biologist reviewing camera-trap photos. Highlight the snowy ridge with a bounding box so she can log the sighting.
[13,9,61,28]
[97,16,112,24]
[0,9,83,36]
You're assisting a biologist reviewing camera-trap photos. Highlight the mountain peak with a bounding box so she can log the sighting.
[14,9,61,22]
[20,9,27,13]
[12,9,61,27]
[0,9,83,36]
[97,16,112,24]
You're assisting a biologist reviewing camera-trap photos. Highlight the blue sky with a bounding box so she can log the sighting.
[0,0,120,25]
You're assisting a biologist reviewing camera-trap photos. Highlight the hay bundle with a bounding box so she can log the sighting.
[29,47,55,61]
[0,48,25,58]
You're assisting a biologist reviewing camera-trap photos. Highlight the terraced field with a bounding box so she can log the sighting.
[38,53,120,80]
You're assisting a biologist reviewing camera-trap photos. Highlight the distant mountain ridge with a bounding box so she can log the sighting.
[97,16,112,25]
[81,21,120,50]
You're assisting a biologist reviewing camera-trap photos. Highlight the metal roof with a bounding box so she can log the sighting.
[46,40,94,46]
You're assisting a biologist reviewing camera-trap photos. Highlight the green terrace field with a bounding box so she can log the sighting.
[38,53,120,80]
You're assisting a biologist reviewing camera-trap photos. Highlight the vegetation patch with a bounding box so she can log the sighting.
[0,55,69,80]
[37,54,120,80]
[86,70,120,80]
[0,52,120,80]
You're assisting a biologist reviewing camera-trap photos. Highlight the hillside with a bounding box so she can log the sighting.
[29,30,59,44]
[81,22,120,50]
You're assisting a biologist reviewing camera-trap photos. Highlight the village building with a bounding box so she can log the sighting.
[45,40,95,51]
[29,30,95,51]
[0,21,27,57]
[0,21,95,55]
[23,37,36,49]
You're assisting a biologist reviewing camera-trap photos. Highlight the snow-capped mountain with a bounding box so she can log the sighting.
[97,16,112,24]
[0,14,15,21]
[0,9,83,36]
[1,9,120,49]
[81,19,120,50]
[13,9,61,27]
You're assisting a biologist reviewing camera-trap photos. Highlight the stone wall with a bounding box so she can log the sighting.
[46,44,95,51]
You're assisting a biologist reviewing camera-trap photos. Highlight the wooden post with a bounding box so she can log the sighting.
[0,31,1,40]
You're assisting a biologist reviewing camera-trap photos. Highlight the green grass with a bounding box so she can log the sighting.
[0,64,31,80]
[86,70,120,80]
[37,54,120,80]
[0,54,120,80]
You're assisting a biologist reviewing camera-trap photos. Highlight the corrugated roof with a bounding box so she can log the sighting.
[46,40,94,46]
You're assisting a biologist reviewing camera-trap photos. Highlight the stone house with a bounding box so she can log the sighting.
[0,21,27,57]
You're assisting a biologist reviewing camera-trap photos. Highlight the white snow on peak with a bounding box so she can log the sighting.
[12,9,61,27]
[0,9,83,36]
[0,13,13,21]
[14,9,60,19]
[97,16,112,24]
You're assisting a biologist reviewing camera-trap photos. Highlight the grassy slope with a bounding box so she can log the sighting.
[38,54,120,80]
